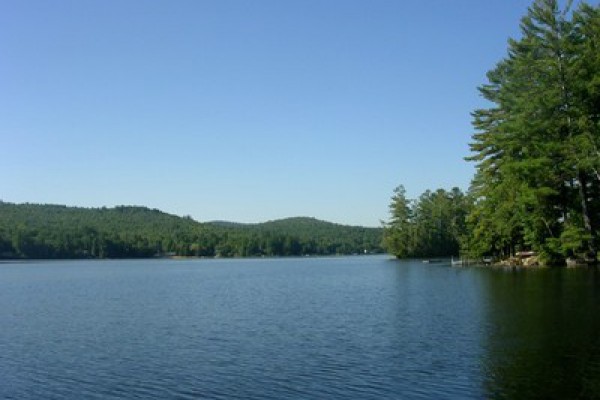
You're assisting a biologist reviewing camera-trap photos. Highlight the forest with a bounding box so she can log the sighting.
[0,202,383,259]
[384,0,600,265]
[383,186,469,259]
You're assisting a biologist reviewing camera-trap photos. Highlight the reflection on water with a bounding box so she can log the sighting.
[480,267,600,400]
[1,258,600,399]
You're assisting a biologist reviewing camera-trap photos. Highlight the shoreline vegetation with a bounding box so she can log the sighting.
[384,0,600,267]
[0,202,383,260]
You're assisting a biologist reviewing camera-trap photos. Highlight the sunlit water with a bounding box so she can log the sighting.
[1,256,599,399]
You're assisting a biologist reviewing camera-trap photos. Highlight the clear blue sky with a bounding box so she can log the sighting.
[1,0,549,226]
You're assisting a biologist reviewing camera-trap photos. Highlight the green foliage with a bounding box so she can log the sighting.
[0,203,383,259]
[383,186,470,258]
[207,217,383,257]
[466,0,600,264]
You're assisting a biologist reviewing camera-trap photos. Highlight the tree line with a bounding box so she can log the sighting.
[384,0,600,265]
[0,202,383,259]
[383,187,469,259]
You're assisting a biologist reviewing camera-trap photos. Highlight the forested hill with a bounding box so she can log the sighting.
[0,202,383,259]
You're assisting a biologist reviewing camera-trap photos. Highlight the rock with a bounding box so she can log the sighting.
[522,256,539,267]
[566,257,587,267]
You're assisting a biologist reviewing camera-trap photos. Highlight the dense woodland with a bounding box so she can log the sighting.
[383,187,469,259]
[384,0,600,265]
[0,202,383,259]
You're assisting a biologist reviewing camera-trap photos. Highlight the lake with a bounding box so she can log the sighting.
[1,256,600,399]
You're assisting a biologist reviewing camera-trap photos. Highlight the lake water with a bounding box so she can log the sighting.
[1,256,600,399]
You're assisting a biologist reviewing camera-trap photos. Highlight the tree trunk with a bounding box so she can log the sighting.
[578,171,598,263]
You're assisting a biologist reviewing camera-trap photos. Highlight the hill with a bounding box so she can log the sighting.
[207,217,382,257]
[0,202,383,259]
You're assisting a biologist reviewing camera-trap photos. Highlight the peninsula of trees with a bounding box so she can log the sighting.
[384,0,600,265]
[0,202,383,259]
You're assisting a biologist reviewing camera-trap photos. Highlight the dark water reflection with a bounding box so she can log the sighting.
[0,257,599,399]
[479,267,600,399]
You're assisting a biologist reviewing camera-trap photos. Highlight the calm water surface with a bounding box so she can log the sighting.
[1,256,600,399]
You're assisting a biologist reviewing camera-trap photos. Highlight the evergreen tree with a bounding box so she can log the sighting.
[467,0,600,264]
[383,186,468,258]
[383,185,414,258]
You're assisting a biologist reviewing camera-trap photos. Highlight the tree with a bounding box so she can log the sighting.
[383,185,414,258]
[467,0,600,264]
[383,186,468,258]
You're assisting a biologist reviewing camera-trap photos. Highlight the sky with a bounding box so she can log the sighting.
[0,0,555,226]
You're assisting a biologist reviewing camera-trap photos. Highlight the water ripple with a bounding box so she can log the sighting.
[2,257,599,399]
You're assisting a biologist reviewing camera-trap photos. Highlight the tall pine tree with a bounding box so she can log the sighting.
[468,0,600,264]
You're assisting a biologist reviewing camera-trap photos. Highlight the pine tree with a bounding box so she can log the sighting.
[383,185,414,258]
[383,186,467,258]
[467,0,600,264]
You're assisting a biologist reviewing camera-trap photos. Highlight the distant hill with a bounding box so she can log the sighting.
[0,202,383,259]
[209,216,374,236]
[206,220,249,228]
